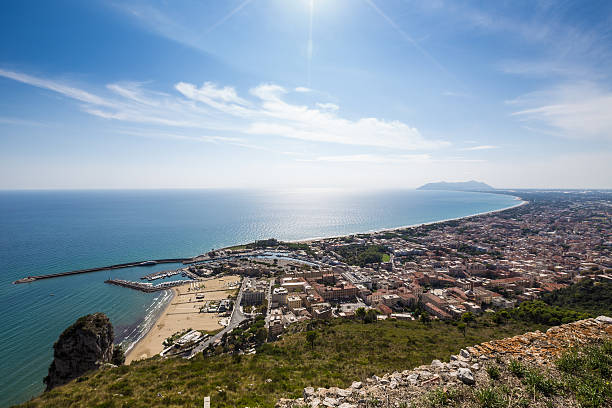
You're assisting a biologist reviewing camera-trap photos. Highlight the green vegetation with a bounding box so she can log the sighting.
[486,365,500,381]
[245,238,316,256]
[416,343,612,408]
[556,341,612,408]
[19,318,546,408]
[473,386,504,408]
[542,279,612,317]
[492,300,591,326]
[426,387,461,407]
[212,315,267,354]
[111,346,125,366]
[334,244,390,266]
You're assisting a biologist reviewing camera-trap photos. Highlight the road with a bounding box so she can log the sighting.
[264,278,273,328]
[187,278,248,359]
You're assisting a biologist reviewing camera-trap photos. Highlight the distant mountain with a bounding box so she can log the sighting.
[417,180,495,191]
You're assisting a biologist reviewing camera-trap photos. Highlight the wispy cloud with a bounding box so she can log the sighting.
[303,154,432,163]
[302,154,484,164]
[510,81,612,140]
[315,102,339,111]
[0,116,48,127]
[460,145,498,151]
[0,68,449,150]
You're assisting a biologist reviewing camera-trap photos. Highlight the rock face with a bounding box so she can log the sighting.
[44,313,115,391]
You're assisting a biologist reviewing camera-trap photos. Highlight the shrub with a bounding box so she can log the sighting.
[508,359,526,378]
[474,386,504,408]
[426,387,459,407]
[486,365,500,381]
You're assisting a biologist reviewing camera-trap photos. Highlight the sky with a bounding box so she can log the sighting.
[1,0,611,190]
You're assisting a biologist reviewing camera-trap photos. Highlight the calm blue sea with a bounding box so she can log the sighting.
[0,189,518,407]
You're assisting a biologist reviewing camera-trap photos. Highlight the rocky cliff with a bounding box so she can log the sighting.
[277,316,612,408]
[44,313,115,391]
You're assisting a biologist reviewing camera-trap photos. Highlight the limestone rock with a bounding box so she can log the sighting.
[44,313,115,391]
[457,368,475,385]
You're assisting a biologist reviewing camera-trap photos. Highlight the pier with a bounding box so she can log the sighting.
[141,269,182,281]
[12,258,188,284]
[104,278,191,292]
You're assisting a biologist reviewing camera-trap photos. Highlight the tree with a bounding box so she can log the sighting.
[355,307,366,322]
[255,327,268,344]
[364,309,378,324]
[306,331,317,350]
[111,345,125,366]
[461,312,475,325]
[420,311,431,326]
[457,322,467,337]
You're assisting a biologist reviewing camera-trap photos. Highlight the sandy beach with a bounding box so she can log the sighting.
[125,274,241,364]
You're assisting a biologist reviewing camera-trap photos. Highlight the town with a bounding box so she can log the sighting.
[163,190,610,355]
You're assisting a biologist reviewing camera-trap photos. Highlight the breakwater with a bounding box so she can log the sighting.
[12,258,188,284]
[104,278,191,292]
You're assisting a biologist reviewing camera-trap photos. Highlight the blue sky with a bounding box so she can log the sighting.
[1,0,611,189]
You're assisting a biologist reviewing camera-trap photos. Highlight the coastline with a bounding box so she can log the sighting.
[124,287,176,362]
[125,195,527,364]
[286,195,528,244]
[125,275,240,364]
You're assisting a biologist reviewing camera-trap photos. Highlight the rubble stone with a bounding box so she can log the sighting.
[457,368,475,385]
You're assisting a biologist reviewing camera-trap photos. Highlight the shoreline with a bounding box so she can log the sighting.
[124,197,526,363]
[124,287,176,361]
[285,196,528,244]
[125,275,240,364]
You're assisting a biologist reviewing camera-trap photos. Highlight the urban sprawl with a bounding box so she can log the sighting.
[154,191,611,356]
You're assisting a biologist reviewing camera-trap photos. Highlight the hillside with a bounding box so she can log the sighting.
[542,279,612,317]
[17,318,546,408]
[417,181,495,191]
[279,316,612,408]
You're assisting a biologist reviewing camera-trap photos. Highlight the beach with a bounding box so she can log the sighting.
[125,275,241,364]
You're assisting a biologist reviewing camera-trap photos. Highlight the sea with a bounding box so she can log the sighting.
[0,188,519,407]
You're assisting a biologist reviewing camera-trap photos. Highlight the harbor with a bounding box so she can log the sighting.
[12,258,189,284]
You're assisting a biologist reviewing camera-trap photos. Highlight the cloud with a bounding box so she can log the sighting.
[301,154,484,164]
[294,87,312,93]
[316,102,339,112]
[0,116,48,127]
[303,154,432,163]
[510,82,612,140]
[0,68,111,107]
[0,69,448,150]
[460,145,498,151]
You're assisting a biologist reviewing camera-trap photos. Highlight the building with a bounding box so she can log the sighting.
[287,294,302,310]
[242,278,267,305]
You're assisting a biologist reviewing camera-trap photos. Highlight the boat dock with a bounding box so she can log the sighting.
[141,269,182,281]
[12,258,188,284]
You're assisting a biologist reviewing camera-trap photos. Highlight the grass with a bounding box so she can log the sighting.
[382,253,391,262]
[486,365,500,381]
[473,386,504,408]
[18,318,546,408]
[556,341,612,408]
